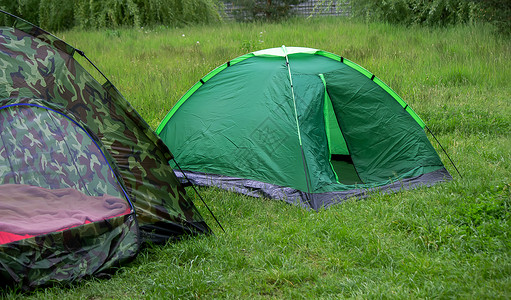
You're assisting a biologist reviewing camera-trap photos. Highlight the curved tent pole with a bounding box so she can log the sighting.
[0,103,134,209]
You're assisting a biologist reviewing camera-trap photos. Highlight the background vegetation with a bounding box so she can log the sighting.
[1,16,510,298]
[348,0,511,34]
[350,0,480,26]
[0,0,221,31]
[1,0,510,34]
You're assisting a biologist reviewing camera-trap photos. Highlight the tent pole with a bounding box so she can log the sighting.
[425,126,462,179]
[282,46,314,208]
[75,49,111,83]
[172,158,226,233]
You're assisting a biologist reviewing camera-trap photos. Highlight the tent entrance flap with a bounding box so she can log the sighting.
[320,74,360,184]
[321,74,349,156]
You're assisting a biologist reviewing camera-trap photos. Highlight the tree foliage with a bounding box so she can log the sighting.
[475,0,511,35]
[350,0,481,26]
[345,0,510,34]
[0,0,221,31]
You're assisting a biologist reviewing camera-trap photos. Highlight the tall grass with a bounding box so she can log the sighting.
[2,18,511,298]
[63,18,510,131]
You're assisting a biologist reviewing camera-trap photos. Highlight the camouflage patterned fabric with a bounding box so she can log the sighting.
[0,10,210,289]
[0,102,123,198]
[0,211,139,289]
[0,98,140,289]
[0,11,210,239]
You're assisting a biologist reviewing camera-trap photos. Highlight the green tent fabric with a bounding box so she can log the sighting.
[0,11,210,288]
[157,46,452,210]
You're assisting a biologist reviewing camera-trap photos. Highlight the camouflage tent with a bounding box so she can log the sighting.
[0,11,211,288]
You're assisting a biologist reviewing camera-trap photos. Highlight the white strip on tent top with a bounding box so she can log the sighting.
[253,46,318,57]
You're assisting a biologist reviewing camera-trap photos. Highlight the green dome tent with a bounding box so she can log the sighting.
[0,11,210,288]
[157,46,452,210]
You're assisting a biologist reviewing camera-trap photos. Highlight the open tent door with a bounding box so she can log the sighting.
[319,74,362,185]
[323,67,445,184]
[0,101,139,286]
[0,103,131,204]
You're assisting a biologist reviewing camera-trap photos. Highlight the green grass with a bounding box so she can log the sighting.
[3,18,511,298]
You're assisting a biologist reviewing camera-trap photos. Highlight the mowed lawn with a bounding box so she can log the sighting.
[4,17,511,298]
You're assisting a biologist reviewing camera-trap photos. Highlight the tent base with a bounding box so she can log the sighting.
[174,168,452,210]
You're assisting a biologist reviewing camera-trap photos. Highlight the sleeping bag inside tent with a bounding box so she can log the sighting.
[0,10,210,288]
[157,46,452,210]
[0,101,139,285]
